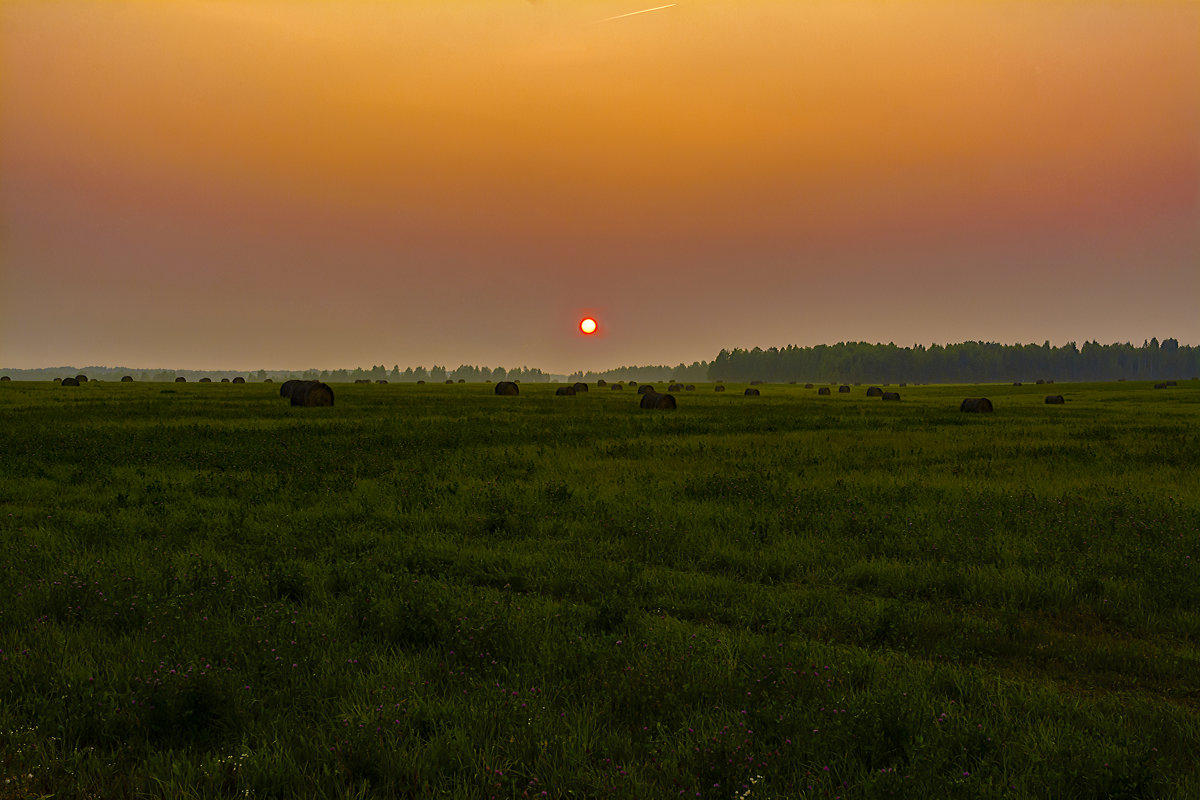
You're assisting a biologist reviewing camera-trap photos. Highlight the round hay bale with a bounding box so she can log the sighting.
[494,381,519,396]
[629,381,638,387]
[280,379,302,398]
[714,385,726,392]
[1036,379,1045,385]
[1154,382,1168,389]
[555,386,576,396]
[1012,382,1023,386]
[221,378,231,383]
[960,397,994,413]
[744,388,760,396]
[53,378,62,384]
[685,385,695,391]
[263,378,273,383]
[637,384,656,395]
[120,375,133,382]
[75,375,89,383]
[899,383,907,387]
[417,380,426,384]
[750,380,764,386]
[61,377,80,386]
[175,376,186,383]
[1045,394,1065,404]
[838,385,850,393]
[818,387,831,395]
[596,379,607,386]
[232,377,245,384]
[804,383,813,389]
[445,379,455,384]
[376,380,388,384]
[291,380,335,407]
[882,392,900,401]
[573,382,589,393]
[1165,380,1177,386]
[640,391,677,410]
[457,379,465,383]
[668,383,683,391]
[354,379,369,384]
[0,376,9,382]
[866,386,883,397]
[610,383,623,390]
[200,378,212,383]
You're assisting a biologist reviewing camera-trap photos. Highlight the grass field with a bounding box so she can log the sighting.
[2,379,1198,799]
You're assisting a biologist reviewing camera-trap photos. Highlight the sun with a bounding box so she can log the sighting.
[579,317,598,335]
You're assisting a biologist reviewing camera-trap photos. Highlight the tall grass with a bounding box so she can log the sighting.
[2,379,1198,798]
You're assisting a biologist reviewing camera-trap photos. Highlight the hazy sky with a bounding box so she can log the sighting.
[3,0,1197,372]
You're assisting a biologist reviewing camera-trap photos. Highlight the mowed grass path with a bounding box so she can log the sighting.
[1,380,1198,798]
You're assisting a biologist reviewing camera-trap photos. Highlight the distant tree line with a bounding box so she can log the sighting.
[570,361,710,383]
[708,339,1198,384]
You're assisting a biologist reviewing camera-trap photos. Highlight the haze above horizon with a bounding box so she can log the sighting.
[2,0,1197,372]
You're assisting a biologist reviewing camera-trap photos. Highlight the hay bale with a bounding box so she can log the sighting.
[457,379,465,383]
[354,379,369,384]
[640,391,677,410]
[120,376,133,382]
[264,379,273,383]
[61,377,80,386]
[596,379,607,386]
[200,378,212,383]
[494,381,519,396]
[818,387,831,395]
[175,376,186,383]
[0,376,9,381]
[838,385,850,393]
[637,384,656,394]
[668,383,683,391]
[1012,382,1023,386]
[445,379,455,384]
[417,380,425,384]
[610,383,623,390]
[685,385,695,391]
[1036,379,1045,385]
[866,386,883,397]
[882,392,900,401]
[232,377,245,384]
[714,385,726,392]
[629,381,638,387]
[1154,382,1168,389]
[376,380,388,384]
[573,382,589,393]
[280,379,302,397]
[1045,395,1065,404]
[1166,380,1177,386]
[899,383,907,387]
[804,383,813,389]
[555,386,576,396]
[53,378,62,384]
[750,380,764,386]
[221,378,231,383]
[960,397,994,412]
[75,375,89,383]
[290,380,335,407]
[744,388,760,396]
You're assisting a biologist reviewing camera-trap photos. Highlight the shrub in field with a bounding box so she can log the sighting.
[960,397,994,412]
[494,381,519,396]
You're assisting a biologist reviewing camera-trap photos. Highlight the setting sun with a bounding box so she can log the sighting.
[580,318,598,335]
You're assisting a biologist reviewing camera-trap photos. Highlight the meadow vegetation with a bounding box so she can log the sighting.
[1,379,1198,798]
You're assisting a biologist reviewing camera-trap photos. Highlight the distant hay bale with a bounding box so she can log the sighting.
[685,385,695,391]
[280,379,302,397]
[596,379,607,386]
[714,385,726,392]
[573,382,589,393]
[263,378,273,383]
[899,383,907,387]
[637,384,656,394]
[417,380,426,384]
[175,376,186,383]
[960,397,994,413]
[1045,395,1065,404]
[838,385,850,393]
[232,377,245,384]
[1154,383,1168,389]
[76,375,89,383]
[1013,382,1023,386]
[629,381,638,387]
[53,378,62,384]
[610,383,623,390]
[376,380,388,384]
[61,377,80,386]
[199,378,212,383]
[457,379,465,383]
[446,379,455,384]
[882,392,900,401]
[1036,379,1045,385]
[555,386,576,396]
[1165,380,1177,386]
[290,380,335,407]
[640,391,677,410]
[120,376,133,382]
[354,379,369,384]
[744,388,760,396]
[750,380,764,386]
[220,378,230,383]
[494,381,519,396]
[818,387,831,395]
[866,386,883,397]
[0,376,10,382]
[804,383,813,389]
[668,383,683,391]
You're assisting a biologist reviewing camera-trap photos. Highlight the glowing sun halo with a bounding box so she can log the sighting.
[580,317,598,335]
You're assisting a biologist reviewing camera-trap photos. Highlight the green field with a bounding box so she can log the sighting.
[2,379,1198,798]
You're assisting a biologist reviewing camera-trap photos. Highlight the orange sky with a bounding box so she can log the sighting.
[2,0,1197,371]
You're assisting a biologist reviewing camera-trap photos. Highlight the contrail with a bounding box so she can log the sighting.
[595,3,677,23]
